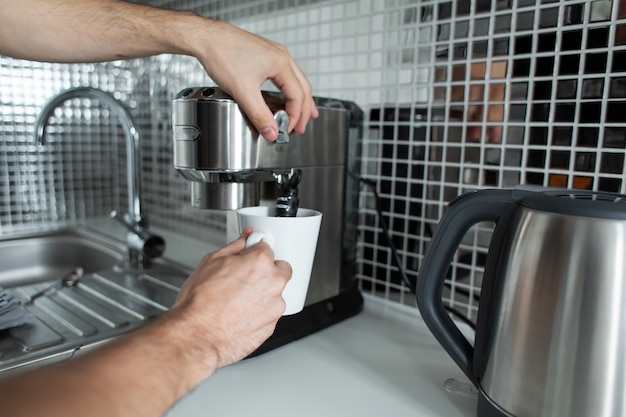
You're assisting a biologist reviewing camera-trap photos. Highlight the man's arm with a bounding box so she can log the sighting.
[0,0,318,140]
[0,229,291,417]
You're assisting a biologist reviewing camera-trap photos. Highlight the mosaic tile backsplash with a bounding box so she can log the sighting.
[1,0,625,322]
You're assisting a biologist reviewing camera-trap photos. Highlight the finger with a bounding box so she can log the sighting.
[270,64,306,133]
[487,125,503,143]
[230,87,279,141]
[467,126,483,141]
[292,97,318,134]
[274,259,293,282]
[292,100,311,134]
[289,61,317,134]
[277,84,305,135]
[240,226,254,237]
[242,239,273,255]
[310,98,320,119]
[210,230,251,258]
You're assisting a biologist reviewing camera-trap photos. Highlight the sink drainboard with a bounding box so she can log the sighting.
[0,228,191,374]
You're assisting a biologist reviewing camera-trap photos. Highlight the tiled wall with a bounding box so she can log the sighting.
[1,0,625,322]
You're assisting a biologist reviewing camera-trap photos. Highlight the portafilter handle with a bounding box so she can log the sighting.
[275,169,302,217]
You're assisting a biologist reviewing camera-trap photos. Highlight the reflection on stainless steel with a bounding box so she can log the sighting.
[417,189,626,417]
[0,228,121,288]
[481,210,626,417]
[26,267,84,303]
[172,87,347,211]
[444,378,479,399]
[0,227,190,374]
[33,87,164,268]
[172,87,364,306]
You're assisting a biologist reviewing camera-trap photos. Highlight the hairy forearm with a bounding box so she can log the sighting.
[0,0,317,141]
[0,312,217,417]
[0,222,288,417]
[0,0,206,62]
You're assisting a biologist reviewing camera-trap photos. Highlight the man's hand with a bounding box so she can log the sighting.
[446,61,506,143]
[0,229,292,417]
[0,0,319,142]
[168,227,292,379]
[189,19,319,141]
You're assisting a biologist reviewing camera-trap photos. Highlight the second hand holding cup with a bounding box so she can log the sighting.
[238,205,322,315]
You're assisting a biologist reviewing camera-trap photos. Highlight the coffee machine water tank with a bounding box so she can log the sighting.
[172,87,364,355]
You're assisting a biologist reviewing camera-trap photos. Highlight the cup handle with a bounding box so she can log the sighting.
[245,231,275,249]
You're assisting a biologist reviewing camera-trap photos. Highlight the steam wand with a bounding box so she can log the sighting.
[275,169,302,217]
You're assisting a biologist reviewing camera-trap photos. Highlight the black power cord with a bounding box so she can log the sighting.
[358,177,477,330]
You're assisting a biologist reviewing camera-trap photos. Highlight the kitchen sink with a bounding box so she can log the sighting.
[0,227,191,374]
[0,228,123,288]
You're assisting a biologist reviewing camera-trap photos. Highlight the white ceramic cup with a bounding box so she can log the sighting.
[237,206,322,315]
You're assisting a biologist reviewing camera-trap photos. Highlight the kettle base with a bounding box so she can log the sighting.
[247,284,363,357]
[478,389,513,417]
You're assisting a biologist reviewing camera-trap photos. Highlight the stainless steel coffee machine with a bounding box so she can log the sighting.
[172,87,363,354]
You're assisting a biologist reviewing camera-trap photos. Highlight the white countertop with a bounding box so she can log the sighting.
[85,219,478,417]
[165,295,477,417]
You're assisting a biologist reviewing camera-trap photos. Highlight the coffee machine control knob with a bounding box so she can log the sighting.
[274,110,290,143]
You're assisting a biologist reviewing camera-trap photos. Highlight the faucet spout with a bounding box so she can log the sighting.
[34,87,163,267]
[34,87,142,224]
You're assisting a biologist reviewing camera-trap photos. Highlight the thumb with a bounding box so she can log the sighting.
[210,227,254,258]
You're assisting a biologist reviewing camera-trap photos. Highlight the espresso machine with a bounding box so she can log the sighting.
[172,87,363,354]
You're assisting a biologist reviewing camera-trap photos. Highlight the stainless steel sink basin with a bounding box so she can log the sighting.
[0,227,191,374]
[0,228,123,288]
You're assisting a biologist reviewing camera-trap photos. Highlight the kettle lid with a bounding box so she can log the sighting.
[515,188,626,220]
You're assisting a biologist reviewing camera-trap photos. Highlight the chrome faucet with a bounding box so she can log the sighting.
[34,87,164,268]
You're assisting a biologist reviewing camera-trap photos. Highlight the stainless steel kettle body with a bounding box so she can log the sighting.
[416,188,626,417]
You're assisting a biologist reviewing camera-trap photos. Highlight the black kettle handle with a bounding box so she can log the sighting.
[416,189,517,384]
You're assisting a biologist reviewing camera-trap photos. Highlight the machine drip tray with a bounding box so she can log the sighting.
[249,285,363,357]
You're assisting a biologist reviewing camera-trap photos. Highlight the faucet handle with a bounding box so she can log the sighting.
[110,210,140,232]
[110,210,166,262]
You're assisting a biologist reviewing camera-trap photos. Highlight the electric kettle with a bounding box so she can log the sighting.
[416,188,626,417]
